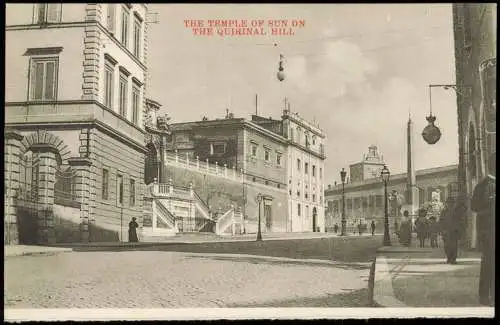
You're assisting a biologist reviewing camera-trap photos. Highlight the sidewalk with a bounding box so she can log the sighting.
[371,235,489,309]
[5,245,72,258]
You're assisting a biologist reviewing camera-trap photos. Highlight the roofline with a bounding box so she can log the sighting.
[325,164,459,194]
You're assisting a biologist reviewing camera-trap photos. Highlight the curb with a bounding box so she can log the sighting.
[5,248,73,258]
[371,255,408,307]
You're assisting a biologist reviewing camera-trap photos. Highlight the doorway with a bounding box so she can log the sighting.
[264,203,272,231]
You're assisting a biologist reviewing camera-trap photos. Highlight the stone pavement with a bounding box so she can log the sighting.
[5,245,72,258]
[4,250,373,308]
[371,236,493,312]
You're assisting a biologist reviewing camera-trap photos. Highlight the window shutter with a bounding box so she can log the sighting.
[47,4,60,23]
[44,61,56,100]
[32,62,45,100]
[107,4,116,33]
[36,4,47,24]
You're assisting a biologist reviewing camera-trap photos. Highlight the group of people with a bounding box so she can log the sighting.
[331,221,377,236]
[395,174,495,306]
[397,198,466,265]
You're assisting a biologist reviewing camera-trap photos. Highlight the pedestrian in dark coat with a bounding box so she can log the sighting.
[333,223,339,234]
[415,209,428,248]
[471,174,496,306]
[371,221,376,236]
[128,217,139,243]
[398,210,412,247]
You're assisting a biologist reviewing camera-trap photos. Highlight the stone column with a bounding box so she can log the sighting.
[68,157,93,243]
[4,131,24,245]
[31,144,58,245]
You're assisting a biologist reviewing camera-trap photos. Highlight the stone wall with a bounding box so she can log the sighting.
[164,164,289,233]
[89,127,145,242]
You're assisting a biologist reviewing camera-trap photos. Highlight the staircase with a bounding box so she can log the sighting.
[142,181,227,239]
[214,206,244,235]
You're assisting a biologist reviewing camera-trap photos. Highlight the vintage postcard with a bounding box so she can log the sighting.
[4,3,496,321]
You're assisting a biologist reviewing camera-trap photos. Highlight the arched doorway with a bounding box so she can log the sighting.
[144,142,159,185]
[312,207,317,232]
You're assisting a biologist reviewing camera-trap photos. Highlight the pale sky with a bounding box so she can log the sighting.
[146,4,458,186]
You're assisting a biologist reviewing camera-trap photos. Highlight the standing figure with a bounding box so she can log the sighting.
[398,210,412,247]
[333,223,339,234]
[440,193,466,264]
[371,220,376,236]
[415,209,428,248]
[128,217,139,243]
[428,216,439,248]
[471,173,496,306]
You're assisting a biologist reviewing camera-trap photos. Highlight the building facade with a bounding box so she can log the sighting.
[5,3,151,244]
[163,108,327,233]
[452,3,496,248]
[348,145,385,183]
[164,115,289,233]
[324,147,458,232]
[280,110,327,233]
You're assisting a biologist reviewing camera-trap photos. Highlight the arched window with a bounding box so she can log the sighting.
[296,127,301,144]
[468,124,477,178]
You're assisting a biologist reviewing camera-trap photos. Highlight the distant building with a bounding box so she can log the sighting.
[163,108,327,233]
[5,3,150,244]
[348,145,385,182]
[452,4,496,249]
[324,146,458,231]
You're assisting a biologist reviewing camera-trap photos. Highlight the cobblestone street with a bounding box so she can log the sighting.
[5,251,372,308]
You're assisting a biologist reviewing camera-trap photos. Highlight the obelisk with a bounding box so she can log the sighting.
[406,114,419,225]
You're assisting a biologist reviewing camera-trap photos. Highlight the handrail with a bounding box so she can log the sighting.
[192,190,211,219]
[215,207,234,234]
[155,200,176,228]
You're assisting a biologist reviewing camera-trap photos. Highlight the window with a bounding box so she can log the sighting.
[132,84,140,124]
[117,174,124,205]
[121,6,129,47]
[305,192,308,199]
[29,57,58,101]
[119,73,128,117]
[265,180,269,185]
[320,168,323,179]
[312,136,316,145]
[133,18,142,58]
[297,159,301,171]
[35,4,61,24]
[297,190,300,197]
[276,153,282,166]
[305,162,309,174]
[297,203,301,216]
[312,165,316,177]
[313,194,316,202]
[104,62,114,108]
[102,169,109,200]
[210,143,226,155]
[251,144,258,157]
[107,4,116,33]
[129,179,136,206]
[252,177,256,182]
[264,149,270,161]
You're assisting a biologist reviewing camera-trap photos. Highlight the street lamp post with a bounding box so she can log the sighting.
[381,165,391,246]
[340,168,347,236]
[256,193,263,241]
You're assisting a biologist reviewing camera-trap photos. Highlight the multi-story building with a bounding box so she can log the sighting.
[163,108,327,233]
[5,3,151,244]
[279,110,327,233]
[165,114,289,233]
[451,3,496,249]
